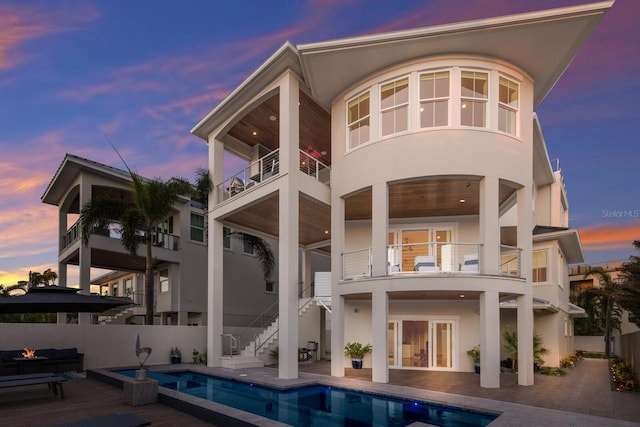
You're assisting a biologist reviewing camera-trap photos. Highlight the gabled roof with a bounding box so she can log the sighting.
[298,1,613,108]
[41,154,133,206]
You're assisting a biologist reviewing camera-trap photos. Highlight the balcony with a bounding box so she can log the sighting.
[62,220,179,252]
[341,242,521,280]
[215,148,331,204]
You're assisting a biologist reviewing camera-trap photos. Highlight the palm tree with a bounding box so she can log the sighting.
[619,240,640,327]
[581,268,626,357]
[41,268,58,286]
[502,330,549,372]
[193,169,275,280]
[80,173,193,325]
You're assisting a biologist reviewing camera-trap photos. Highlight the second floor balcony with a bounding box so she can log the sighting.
[215,148,330,204]
[341,242,522,280]
[62,220,180,252]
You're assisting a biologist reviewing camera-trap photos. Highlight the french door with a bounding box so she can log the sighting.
[388,319,455,369]
[388,228,453,272]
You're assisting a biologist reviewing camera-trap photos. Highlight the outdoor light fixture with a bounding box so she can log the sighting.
[269,115,277,121]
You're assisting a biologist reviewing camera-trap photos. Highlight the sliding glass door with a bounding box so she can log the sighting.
[388,319,455,369]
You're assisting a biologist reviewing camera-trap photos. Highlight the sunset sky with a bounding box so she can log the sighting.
[1,0,638,286]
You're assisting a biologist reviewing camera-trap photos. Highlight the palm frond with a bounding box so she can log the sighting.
[79,197,127,245]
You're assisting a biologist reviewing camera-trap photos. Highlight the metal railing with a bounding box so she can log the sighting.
[223,283,318,359]
[341,242,524,279]
[500,245,522,277]
[63,220,179,251]
[215,149,280,203]
[62,219,81,250]
[299,150,330,185]
[387,242,481,274]
[342,248,372,280]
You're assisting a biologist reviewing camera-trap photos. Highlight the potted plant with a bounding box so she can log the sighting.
[467,345,480,374]
[344,342,372,369]
[170,347,182,364]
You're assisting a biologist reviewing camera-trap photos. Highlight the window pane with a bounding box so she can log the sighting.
[420,75,434,99]
[395,105,408,133]
[461,71,488,98]
[381,109,394,136]
[499,77,518,108]
[473,101,486,127]
[381,83,395,110]
[420,101,434,127]
[434,100,448,126]
[396,79,409,104]
[434,72,449,98]
[191,228,204,242]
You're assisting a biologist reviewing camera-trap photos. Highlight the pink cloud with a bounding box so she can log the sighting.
[0,2,98,70]
[579,221,640,251]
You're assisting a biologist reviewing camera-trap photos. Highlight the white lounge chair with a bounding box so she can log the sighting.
[414,255,439,272]
[460,254,479,273]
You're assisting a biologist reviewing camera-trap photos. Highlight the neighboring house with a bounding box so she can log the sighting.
[41,154,208,326]
[570,261,640,337]
[192,3,611,387]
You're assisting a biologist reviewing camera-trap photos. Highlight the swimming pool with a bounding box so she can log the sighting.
[115,369,497,426]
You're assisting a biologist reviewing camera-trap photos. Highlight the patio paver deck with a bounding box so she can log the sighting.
[1,358,638,426]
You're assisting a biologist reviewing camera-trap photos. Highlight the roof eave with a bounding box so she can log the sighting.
[533,228,585,264]
[191,41,303,141]
[298,1,613,107]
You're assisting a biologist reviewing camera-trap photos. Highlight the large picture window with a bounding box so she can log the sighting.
[460,71,488,127]
[498,76,519,135]
[532,250,548,283]
[380,77,409,136]
[420,71,449,128]
[347,92,370,149]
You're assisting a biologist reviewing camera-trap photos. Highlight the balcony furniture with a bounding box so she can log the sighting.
[460,254,479,273]
[12,356,48,374]
[0,348,84,375]
[0,372,67,399]
[229,177,245,196]
[414,255,439,272]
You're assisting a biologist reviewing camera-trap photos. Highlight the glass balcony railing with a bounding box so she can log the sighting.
[341,242,522,280]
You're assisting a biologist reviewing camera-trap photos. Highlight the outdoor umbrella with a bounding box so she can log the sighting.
[0,286,134,313]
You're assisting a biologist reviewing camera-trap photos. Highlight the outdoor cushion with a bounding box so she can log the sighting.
[54,348,78,360]
[37,348,56,359]
[1,350,23,361]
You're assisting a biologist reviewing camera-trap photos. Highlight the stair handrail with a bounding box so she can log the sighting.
[253,283,315,357]
[220,333,237,357]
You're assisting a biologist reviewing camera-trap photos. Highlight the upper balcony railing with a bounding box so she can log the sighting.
[216,149,280,203]
[62,220,179,252]
[215,148,331,204]
[299,150,330,185]
[341,242,522,280]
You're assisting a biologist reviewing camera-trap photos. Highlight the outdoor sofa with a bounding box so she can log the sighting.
[0,347,84,375]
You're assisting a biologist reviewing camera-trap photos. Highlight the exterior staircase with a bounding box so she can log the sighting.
[220,272,331,369]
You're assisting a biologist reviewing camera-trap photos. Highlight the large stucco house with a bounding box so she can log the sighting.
[193,2,611,388]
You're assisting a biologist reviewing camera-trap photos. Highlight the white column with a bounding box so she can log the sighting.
[371,183,388,277]
[479,290,500,388]
[331,196,345,377]
[278,72,300,380]
[208,219,223,366]
[57,262,67,324]
[479,176,500,275]
[77,177,92,324]
[371,290,388,383]
[207,135,224,365]
[517,185,534,385]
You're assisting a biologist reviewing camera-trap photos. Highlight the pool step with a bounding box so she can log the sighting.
[220,356,264,369]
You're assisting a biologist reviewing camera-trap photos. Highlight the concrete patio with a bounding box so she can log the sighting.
[1,358,638,426]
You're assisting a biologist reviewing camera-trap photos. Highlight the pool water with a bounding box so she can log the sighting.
[115,370,497,426]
